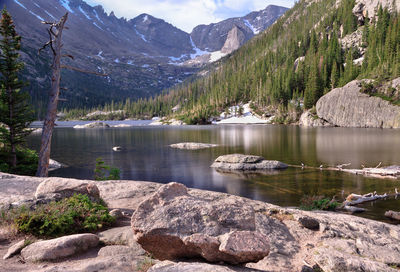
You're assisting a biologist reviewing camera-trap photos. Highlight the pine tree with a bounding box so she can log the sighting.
[304,56,323,109]
[0,9,33,168]
[330,62,339,89]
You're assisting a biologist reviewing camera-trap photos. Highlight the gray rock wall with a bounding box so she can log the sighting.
[316,80,400,128]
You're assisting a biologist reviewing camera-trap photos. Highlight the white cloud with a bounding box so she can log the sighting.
[85,0,294,32]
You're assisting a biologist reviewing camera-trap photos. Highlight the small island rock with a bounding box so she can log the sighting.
[211,154,288,171]
[170,142,218,150]
[73,122,110,129]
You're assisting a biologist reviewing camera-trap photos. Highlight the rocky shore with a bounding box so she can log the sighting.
[1,172,400,272]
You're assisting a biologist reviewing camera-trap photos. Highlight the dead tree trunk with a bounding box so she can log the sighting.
[36,13,68,177]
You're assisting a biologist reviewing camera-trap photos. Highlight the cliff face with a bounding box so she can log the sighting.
[221,26,246,54]
[190,5,288,52]
[316,79,400,128]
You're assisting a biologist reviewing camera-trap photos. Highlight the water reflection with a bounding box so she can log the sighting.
[27,125,400,223]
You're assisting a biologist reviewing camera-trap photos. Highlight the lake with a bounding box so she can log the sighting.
[27,123,400,224]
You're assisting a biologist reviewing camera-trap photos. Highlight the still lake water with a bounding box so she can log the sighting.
[27,123,400,223]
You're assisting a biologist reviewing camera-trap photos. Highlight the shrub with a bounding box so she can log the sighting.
[10,194,115,238]
[94,157,121,181]
[299,195,340,211]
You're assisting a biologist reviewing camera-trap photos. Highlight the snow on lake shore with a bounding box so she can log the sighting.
[215,103,273,124]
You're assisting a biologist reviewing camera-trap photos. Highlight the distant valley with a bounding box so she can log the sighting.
[5,0,287,116]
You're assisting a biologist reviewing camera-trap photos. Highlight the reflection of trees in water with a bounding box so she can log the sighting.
[316,127,400,168]
[26,126,400,222]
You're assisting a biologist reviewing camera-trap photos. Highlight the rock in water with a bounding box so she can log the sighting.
[21,234,99,262]
[211,154,288,171]
[170,142,218,150]
[316,79,400,128]
[385,210,400,221]
[131,182,270,264]
[73,122,110,129]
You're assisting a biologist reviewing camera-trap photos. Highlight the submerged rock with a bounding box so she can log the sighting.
[21,234,99,262]
[112,124,133,128]
[73,122,110,129]
[170,142,218,150]
[131,182,270,264]
[211,154,288,171]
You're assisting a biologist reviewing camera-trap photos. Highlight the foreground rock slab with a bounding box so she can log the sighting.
[3,239,27,260]
[211,154,288,171]
[35,178,100,201]
[170,142,218,150]
[131,182,270,264]
[21,234,99,262]
[148,261,242,272]
[2,173,400,271]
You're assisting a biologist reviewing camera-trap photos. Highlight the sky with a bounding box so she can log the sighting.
[85,0,295,32]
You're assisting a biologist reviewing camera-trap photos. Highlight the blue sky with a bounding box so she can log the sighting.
[85,0,295,32]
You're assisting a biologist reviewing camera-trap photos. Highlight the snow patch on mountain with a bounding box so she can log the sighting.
[79,6,91,20]
[93,22,103,30]
[59,0,74,13]
[93,10,104,24]
[29,11,44,21]
[96,51,104,60]
[190,37,208,58]
[13,0,27,9]
[135,28,148,42]
[243,19,259,34]
[209,51,227,62]
[143,15,149,23]
[44,10,57,20]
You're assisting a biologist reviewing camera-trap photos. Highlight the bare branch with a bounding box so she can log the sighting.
[62,54,74,60]
[61,65,108,76]
[41,21,56,25]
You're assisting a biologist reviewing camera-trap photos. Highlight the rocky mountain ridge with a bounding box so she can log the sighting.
[4,0,287,115]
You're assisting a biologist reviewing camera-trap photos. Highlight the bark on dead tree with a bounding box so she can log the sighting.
[36,13,107,177]
[36,13,68,177]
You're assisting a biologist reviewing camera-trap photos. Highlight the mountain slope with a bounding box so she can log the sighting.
[98,0,400,124]
[5,0,287,117]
